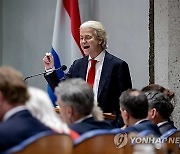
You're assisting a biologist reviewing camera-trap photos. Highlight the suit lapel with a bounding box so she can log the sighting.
[97,52,113,98]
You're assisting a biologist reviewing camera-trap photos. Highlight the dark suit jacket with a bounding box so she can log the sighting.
[0,110,51,153]
[69,117,114,135]
[45,51,132,115]
[124,120,161,137]
[158,121,177,134]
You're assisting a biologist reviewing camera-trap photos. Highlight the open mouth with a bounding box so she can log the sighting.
[84,46,90,49]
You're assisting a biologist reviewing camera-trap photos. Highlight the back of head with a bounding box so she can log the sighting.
[119,89,148,119]
[80,20,107,50]
[142,84,175,100]
[0,66,29,105]
[26,86,69,133]
[145,91,174,120]
[55,78,94,117]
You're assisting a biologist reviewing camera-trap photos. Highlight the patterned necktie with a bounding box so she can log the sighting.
[87,59,97,87]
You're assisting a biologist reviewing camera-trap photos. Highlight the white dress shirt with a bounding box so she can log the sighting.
[74,114,93,124]
[86,50,105,102]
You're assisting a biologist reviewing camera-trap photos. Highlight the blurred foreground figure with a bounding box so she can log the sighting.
[26,86,69,134]
[0,66,51,153]
[26,86,79,140]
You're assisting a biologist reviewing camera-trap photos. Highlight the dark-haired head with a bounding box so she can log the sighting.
[119,89,148,119]
[146,91,174,120]
[142,84,175,100]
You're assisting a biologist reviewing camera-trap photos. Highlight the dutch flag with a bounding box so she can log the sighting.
[48,0,84,106]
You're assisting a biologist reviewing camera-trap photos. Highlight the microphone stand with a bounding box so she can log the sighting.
[24,71,46,81]
[24,65,67,81]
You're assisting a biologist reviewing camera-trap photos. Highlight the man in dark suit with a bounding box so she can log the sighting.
[55,78,113,135]
[145,91,177,134]
[119,89,161,137]
[0,66,52,153]
[43,21,132,126]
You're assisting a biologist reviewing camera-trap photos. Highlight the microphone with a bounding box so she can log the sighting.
[24,65,67,81]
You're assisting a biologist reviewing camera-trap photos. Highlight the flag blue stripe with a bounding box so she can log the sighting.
[47,85,57,106]
[47,47,64,106]
[51,47,64,78]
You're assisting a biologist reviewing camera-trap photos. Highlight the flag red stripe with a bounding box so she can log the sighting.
[63,0,84,56]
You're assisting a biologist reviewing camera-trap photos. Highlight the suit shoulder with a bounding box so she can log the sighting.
[70,57,88,70]
[106,51,128,64]
[124,125,137,133]
[74,56,88,62]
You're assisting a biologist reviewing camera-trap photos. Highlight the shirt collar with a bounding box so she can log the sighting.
[74,114,93,124]
[135,119,148,125]
[88,50,106,62]
[157,121,168,127]
[3,105,27,122]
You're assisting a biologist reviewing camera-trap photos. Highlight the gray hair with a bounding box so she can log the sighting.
[80,20,108,50]
[55,78,94,116]
[26,86,69,134]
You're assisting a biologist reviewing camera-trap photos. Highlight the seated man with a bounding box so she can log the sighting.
[0,66,52,153]
[119,89,161,137]
[55,78,114,135]
[145,91,176,134]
